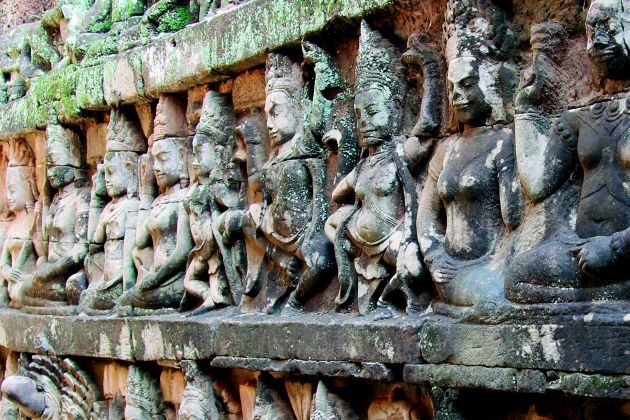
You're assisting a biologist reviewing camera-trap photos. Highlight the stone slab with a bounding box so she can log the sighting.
[419,319,630,374]
[404,364,545,394]
[211,357,394,381]
[213,313,423,364]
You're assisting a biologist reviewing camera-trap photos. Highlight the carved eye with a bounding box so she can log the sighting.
[36,384,44,392]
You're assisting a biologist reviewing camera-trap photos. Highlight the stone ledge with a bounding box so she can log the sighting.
[404,364,630,400]
[211,357,394,381]
[0,0,395,138]
[419,319,630,374]
[1,308,629,377]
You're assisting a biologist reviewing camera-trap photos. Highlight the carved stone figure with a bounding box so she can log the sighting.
[180,91,244,315]
[418,0,520,319]
[78,109,146,315]
[117,95,193,315]
[507,0,630,303]
[325,22,436,316]
[240,51,335,313]
[1,355,104,419]
[251,373,296,419]
[0,139,39,308]
[125,364,166,419]
[179,360,226,419]
[14,117,90,313]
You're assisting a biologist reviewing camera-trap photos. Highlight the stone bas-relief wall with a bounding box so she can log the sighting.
[0,0,628,418]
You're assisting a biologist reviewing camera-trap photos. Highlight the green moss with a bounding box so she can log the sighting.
[157,6,192,32]
[112,0,148,22]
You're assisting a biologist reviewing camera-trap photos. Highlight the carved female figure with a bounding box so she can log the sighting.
[418,0,520,318]
[181,91,243,315]
[506,0,630,303]
[14,118,90,311]
[325,22,432,315]
[78,109,145,315]
[117,95,194,315]
[0,139,38,307]
[241,52,335,313]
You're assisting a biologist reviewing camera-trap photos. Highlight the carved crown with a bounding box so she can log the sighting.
[265,52,303,102]
[153,94,189,142]
[106,109,147,154]
[355,20,406,102]
[6,138,35,167]
[196,91,236,147]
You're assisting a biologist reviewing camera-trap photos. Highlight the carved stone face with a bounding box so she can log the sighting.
[6,167,32,213]
[354,86,394,148]
[46,141,76,189]
[191,134,216,180]
[103,153,129,198]
[152,138,185,190]
[448,57,491,126]
[46,166,75,189]
[265,91,299,146]
[586,1,630,79]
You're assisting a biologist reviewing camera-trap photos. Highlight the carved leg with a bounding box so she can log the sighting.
[288,236,335,309]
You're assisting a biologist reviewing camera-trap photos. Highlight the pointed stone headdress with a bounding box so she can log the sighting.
[265,52,303,103]
[195,91,235,147]
[106,109,147,154]
[45,112,85,168]
[355,20,406,102]
[6,138,35,167]
[443,0,515,63]
[153,94,189,142]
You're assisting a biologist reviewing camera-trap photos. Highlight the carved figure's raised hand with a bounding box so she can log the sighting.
[515,65,543,112]
[570,236,614,277]
[91,164,107,198]
[139,152,158,197]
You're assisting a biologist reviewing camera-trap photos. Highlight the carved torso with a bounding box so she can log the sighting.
[348,151,404,249]
[261,157,313,250]
[45,184,91,260]
[4,213,37,273]
[146,187,188,269]
[186,183,217,257]
[436,127,513,260]
[98,198,130,281]
[569,98,630,237]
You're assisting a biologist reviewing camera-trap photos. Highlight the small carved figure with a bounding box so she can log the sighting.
[78,109,146,315]
[117,95,194,315]
[507,0,630,303]
[0,139,39,308]
[1,355,103,419]
[240,51,335,313]
[125,364,166,419]
[325,22,436,316]
[418,0,520,319]
[181,91,244,315]
[14,116,91,312]
[179,360,225,419]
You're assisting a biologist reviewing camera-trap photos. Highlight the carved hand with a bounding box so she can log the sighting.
[426,252,462,284]
[571,236,614,277]
[396,241,424,280]
[8,268,23,283]
[139,153,158,197]
[91,164,107,198]
[611,229,630,262]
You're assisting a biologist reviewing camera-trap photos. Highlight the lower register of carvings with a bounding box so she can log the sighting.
[0,0,628,419]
